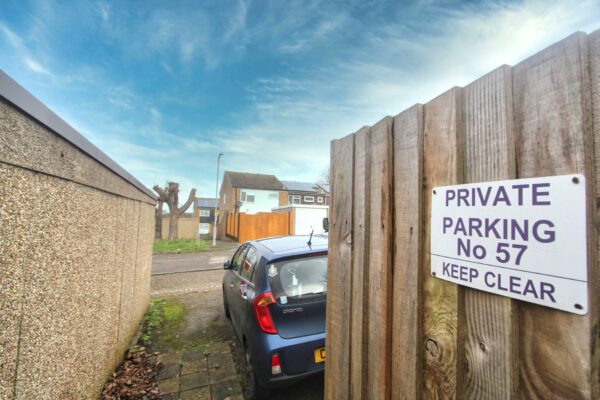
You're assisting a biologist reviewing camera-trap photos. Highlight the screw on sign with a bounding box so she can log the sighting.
[430,174,588,314]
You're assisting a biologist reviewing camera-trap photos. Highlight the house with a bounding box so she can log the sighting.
[219,171,287,215]
[281,180,330,206]
[194,197,218,235]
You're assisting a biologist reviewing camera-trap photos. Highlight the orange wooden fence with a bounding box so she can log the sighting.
[225,211,291,243]
[325,30,600,399]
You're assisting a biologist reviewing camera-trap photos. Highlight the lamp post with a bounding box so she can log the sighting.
[213,153,223,246]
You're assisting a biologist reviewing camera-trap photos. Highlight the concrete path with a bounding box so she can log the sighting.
[156,343,242,400]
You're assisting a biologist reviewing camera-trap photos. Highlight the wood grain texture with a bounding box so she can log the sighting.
[462,65,519,399]
[390,104,424,400]
[325,134,354,400]
[588,28,600,400]
[422,87,464,399]
[350,126,370,400]
[365,116,394,400]
[512,32,593,399]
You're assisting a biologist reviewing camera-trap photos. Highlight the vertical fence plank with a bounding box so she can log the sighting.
[512,32,593,399]
[365,116,394,400]
[325,134,354,400]
[422,87,464,398]
[588,28,600,400]
[462,65,519,399]
[391,104,424,400]
[350,126,370,400]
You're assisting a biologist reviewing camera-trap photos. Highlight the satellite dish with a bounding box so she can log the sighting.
[236,201,243,208]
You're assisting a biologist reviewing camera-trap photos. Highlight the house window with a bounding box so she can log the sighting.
[317,197,323,203]
[200,209,210,217]
[289,195,301,204]
[304,195,315,203]
[223,194,227,204]
[246,194,255,203]
[241,191,246,201]
[199,223,210,234]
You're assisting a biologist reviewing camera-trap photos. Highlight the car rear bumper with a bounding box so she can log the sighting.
[249,331,325,389]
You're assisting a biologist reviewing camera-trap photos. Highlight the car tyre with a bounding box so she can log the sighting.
[245,344,270,400]
[223,288,231,319]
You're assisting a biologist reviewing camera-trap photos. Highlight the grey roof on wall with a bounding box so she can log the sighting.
[224,171,284,190]
[281,180,318,192]
[197,198,218,208]
[0,69,157,200]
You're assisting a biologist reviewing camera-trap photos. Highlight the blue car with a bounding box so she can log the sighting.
[222,235,328,399]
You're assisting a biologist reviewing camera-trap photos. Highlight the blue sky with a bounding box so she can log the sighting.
[1,0,599,199]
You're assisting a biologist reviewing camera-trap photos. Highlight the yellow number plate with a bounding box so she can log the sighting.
[314,348,326,363]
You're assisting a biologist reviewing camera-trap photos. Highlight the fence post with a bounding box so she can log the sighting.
[390,105,424,400]
[349,126,371,400]
[421,87,464,398]
[325,134,354,400]
[365,117,394,400]
[588,29,600,400]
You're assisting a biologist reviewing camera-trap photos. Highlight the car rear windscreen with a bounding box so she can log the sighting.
[267,255,327,305]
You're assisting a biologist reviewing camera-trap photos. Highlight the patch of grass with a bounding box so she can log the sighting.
[138,297,188,351]
[153,239,209,254]
[139,298,165,345]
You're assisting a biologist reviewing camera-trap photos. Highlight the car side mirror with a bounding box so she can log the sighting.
[224,260,232,270]
[323,217,329,232]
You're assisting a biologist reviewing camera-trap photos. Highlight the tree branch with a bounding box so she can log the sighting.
[153,185,169,202]
[177,188,197,216]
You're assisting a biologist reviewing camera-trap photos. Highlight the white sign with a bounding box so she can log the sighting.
[431,174,588,315]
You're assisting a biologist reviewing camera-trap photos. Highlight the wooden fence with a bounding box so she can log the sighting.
[325,31,600,399]
[225,211,291,243]
[226,211,239,238]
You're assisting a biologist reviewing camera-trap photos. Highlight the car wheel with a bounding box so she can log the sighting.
[245,344,270,400]
[223,288,231,319]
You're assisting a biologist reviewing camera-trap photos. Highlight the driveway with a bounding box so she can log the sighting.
[151,251,324,399]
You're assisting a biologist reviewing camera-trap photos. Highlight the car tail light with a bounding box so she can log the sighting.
[253,292,277,334]
[271,354,282,375]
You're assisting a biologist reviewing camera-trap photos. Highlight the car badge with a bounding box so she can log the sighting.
[268,265,278,277]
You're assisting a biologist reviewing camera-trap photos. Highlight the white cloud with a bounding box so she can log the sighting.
[22,56,53,76]
[0,22,23,48]
[149,107,161,122]
[95,2,110,23]
[0,22,56,79]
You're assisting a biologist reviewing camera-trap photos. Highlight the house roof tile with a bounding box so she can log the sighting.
[224,171,284,190]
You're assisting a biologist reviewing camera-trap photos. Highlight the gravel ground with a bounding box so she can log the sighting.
[151,261,324,400]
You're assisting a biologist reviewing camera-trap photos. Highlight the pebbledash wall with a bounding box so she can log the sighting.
[0,70,156,399]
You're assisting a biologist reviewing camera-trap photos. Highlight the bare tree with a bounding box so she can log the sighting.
[317,167,330,186]
[155,200,164,240]
[153,182,197,240]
